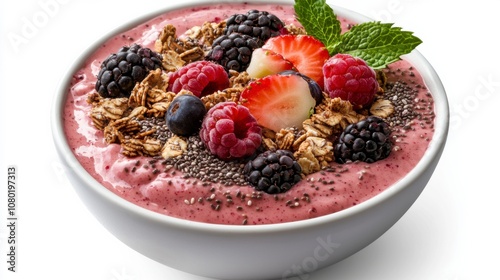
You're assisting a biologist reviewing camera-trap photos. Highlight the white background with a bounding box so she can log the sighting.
[0,0,498,279]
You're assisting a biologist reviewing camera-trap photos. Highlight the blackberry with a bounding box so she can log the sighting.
[224,10,285,42]
[243,150,302,194]
[334,116,393,164]
[95,44,162,98]
[206,33,262,72]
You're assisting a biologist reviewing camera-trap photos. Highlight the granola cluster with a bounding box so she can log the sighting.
[154,22,225,70]
[88,22,395,175]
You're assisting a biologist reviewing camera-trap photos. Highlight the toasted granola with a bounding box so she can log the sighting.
[294,136,334,175]
[275,128,297,150]
[161,50,186,72]
[129,69,170,106]
[154,22,225,65]
[88,94,130,130]
[370,98,395,118]
[201,89,241,110]
[128,68,178,118]
[314,95,366,132]
[161,135,188,159]
[122,138,163,157]
[154,25,200,60]
[102,106,146,141]
[184,21,226,48]
[285,24,307,35]
[229,70,252,88]
[200,71,250,109]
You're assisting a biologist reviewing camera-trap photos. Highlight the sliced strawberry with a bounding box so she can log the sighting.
[240,73,316,132]
[246,48,295,79]
[262,35,330,88]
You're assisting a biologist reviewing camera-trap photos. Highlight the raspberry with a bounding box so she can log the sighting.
[95,44,162,98]
[323,54,379,108]
[334,116,392,163]
[167,61,229,97]
[243,149,302,194]
[200,102,262,160]
[225,10,286,42]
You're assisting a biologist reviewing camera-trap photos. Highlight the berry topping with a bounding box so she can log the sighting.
[240,73,316,132]
[262,35,330,88]
[323,54,379,109]
[199,102,262,160]
[166,95,207,136]
[167,61,229,97]
[206,33,262,72]
[279,70,323,105]
[243,150,302,194]
[334,116,392,163]
[95,44,162,98]
[245,48,295,79]
[224,10,287,42]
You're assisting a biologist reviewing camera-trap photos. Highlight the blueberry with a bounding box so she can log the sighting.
[279,70,323,105]
[166,95,207,136]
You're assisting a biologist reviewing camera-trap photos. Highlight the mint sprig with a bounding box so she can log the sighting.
[294,0,341,53]
[333,22,422,69]
[294,0,422,69]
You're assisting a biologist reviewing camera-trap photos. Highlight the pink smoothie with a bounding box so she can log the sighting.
[63,3,435,225]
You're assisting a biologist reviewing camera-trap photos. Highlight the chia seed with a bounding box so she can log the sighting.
[384,80,420,128]
[139,116,249,186]
[383,67,435,130]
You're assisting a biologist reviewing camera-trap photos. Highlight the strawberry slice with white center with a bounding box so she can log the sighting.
[240,73,316,132]
[246,48,295,79]
[262,34,330,88]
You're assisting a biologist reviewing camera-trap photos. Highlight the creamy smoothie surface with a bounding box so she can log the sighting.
[63,3,435,225]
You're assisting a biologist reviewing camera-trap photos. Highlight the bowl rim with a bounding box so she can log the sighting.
[51,0,449,234]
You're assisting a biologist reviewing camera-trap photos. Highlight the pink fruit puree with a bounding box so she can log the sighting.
[63,3,434,225]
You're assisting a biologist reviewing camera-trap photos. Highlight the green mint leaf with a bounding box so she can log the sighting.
[335,22,423,69]
[293,1,423,68]
[294,0,341,53]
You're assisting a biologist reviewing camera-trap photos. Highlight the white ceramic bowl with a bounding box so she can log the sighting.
[51,1,449,279]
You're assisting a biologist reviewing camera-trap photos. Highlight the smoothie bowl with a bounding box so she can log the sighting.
[51,0,448,279]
